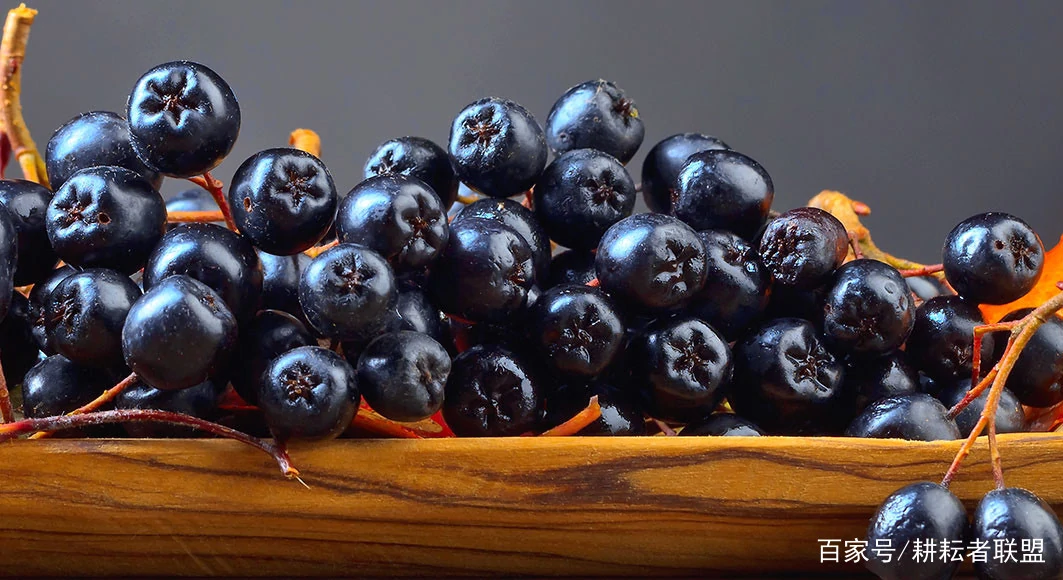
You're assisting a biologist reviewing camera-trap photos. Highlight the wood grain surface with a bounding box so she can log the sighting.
[1,433,1062,577]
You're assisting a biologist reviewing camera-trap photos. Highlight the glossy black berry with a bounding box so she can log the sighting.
[595,213,707,311]
[546,249,597,288]
[544,382,646,436]
[45,111,162,190]
[936,379,1025,438]
[763,283,828,329]
[634,317,732,423]
[532,284,624,378]
[453,197,551,283]
[258,250,310,322]
[943,212,1044,305]
[228,148,338,255]
[680,413,766,436]
[674,149,774,240]
[114,379,218,438]
[299,243,397,342]
[122,275,238,391]
[126,60,240,177]
[44,268,141,368]
[906,274,951,301]
[971,488,1063,580]
[383,286,447,343]
[0,291,41,386]
[822,259,915,356]
[46,165,166,275]
[758,207,849,289]
[533,148,636,251]
[356,331,451,422]
[443,345,544,437]
[0,179,58,285]
[907,296,994,383]
[364,136,459,208]
[336,175,449,273]
[427,217,535,323]
[21,354,117,418]
[448,97,547,198]
[545,79,644,164]
[144,223,263,323]
[843,352,920,414]
[258,346,359,440]
[230,310,315,405]
[730,318,846,434]
[990,307,1063,407]
[641,133,729,213]
[845,394,961,441]
[0,206,14,321]
[28,265,76,353]
[165,187,218,213]
[686,229,771,341]
[865,482,968,580]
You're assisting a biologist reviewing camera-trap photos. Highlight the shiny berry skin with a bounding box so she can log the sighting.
[46,166,166,275]
[545,80,644,164]
[122,275,238,391]
[680,413,766,436]
[758,207,849,289]
[336,175,449,273]
[943,212,1044,305]
[383,286,447,343]
[364,136,459,208]
[845,394,960,441]
[165,187,218,213]
[228,148,338,255]
[114,379,219,438]
[865,482,968,580]
[641,133,729,213]
[0,205,14,321]
[544,382,646,436]
[44,268,141,368]
[144,223,263,324]
[991,307,1063,407]
[230,310,314,405]
[531,284,624,378]
[0,292,39,386]
[595,213,707,311]
[971,488,1063,580]
[126,61,240,177]
[937,379,1025,438]
[21,354,117,418]
[448,97,547,198]
[258,346,359,440]
[907,296,994,383]
[427,217,535,323]
[547,249,597,288]
[674,149,774,239]
[822,260,915,356]
[356,331,451,422]
[764,283,828,328]
[453,197,551,283]
[843,352,920,414]
[443,345,544,437]
[730,318,846,434]
[634,317,732,423]
[906,274,951,301]
[686,229,770,341]
[299,243,398,342]
[45,111,162,190]
[258,250,310,322]
[28,265,76,353]
[533,148,636,251]
[0,179,58,285]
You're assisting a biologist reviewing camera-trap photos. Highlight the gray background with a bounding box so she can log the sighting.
[18,0,1063,262]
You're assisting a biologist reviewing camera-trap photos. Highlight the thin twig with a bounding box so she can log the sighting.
[540,396,601,436]
[167,210,225,223]
[29,372,138,439]
[0,4,47,187]
[898,264,944,278]
[304,238,338,258]
[187,172,236,230]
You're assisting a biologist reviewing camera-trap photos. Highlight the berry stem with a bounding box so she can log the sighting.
[521,189,533,210]
[167,210,226,223]
[846,231,864,260]
[540,396,601,436]
[652,418,678,436]
[28,372,138,439]
[0,349,13,423]
[456,192,480,206]
[898,264,944,277]
[187,172,236,231]
[585,277,600,288]
[0,4,48,188]
[988,410,1005,490]
[969,321,1019,388]
[288,128,321,157]
[0,409,300,479]
[303,238,338,259]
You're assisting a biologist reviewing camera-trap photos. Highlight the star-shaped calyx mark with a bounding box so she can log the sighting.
[611,96,638,125]
[585,174,622,210]
[333,261,371,296]
[283,367,318,403]
[787,350,831,392]
[460,108,501,148]
[999,235,1040,271]
[371,149,398,175]
[277,165,318,206]
[143,74,197,122]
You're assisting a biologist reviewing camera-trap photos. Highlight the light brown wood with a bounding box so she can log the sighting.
[1,433,1062,577]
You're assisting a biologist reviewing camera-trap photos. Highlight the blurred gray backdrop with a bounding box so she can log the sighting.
[18,0,1063,262]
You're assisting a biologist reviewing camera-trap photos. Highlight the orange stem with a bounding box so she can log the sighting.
[167,210,225,223]
[29,372,138,439]
[540,396,601,436]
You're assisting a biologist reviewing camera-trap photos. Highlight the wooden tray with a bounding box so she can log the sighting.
[1,433,1061,577]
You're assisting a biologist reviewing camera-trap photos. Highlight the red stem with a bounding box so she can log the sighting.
[30,372,139,440]
[187,172,236,231]
[0,348,12,423]
[585,278,600,288]
[540,396,601,436]
[899,264,944,277]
